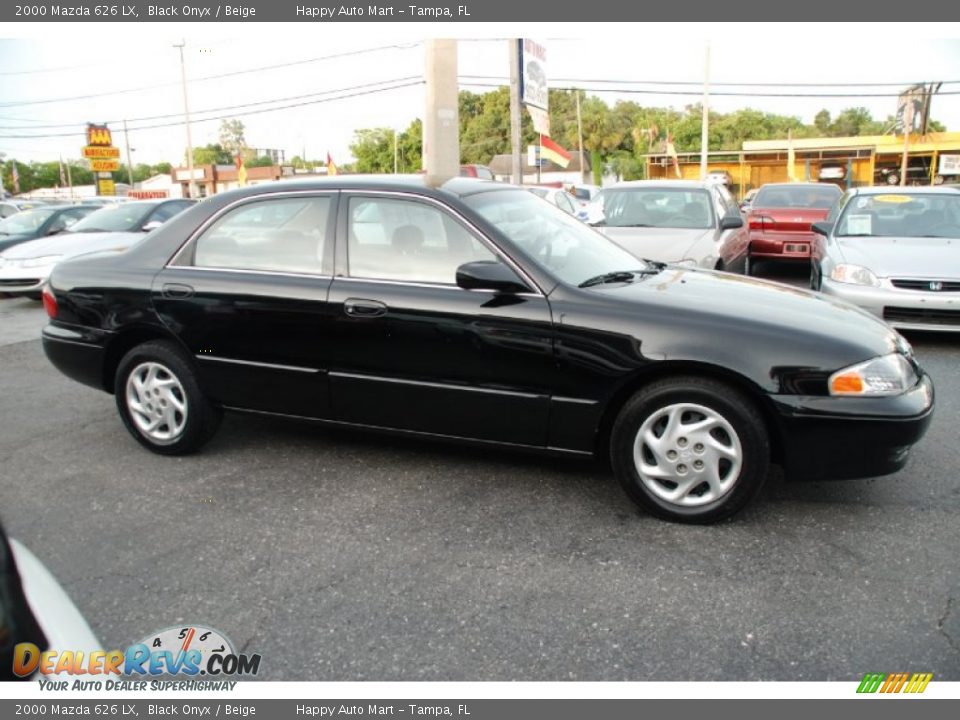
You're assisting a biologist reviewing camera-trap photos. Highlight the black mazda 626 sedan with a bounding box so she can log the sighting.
[41,177,934,523]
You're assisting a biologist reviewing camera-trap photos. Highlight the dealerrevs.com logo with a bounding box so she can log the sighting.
[857,672,933,694]
[13,625,261,685]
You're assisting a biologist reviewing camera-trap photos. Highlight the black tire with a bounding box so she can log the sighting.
[610,376,770,524]
[809,262,822,291]
[114,340,222,455]
[743,252,753,276]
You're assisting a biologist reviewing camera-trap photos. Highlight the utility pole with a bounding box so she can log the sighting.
[423,39,460,185]
[174,40,196,198]
[509,39,522,185]
[123,119,135,189]
[700,42,710,180]
[576,90,586,185]
[394,128,399,174]
[899,101,914,187]
[66,160,73,200]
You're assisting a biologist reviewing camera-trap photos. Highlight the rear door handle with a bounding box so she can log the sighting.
[344,298,387,318]
[162,283,194,299]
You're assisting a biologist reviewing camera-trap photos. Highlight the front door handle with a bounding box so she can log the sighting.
[162,283,194,299]
[344,298,387,318]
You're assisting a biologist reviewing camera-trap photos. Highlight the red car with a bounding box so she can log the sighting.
[745,182,842,275]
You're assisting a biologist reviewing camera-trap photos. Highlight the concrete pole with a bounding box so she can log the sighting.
[576,90,586,185]
[423,39,460,186]
[123,119,135,189]
[509,39,522,185]
[700,42,710,181]
[174,41,196,198]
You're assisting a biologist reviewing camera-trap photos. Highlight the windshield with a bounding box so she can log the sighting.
[599,187,715,229]
[753,184,841,209]
[464,189,650,286]
[0,208,56,234]
[836,193,960,238]
[68,202,154,233]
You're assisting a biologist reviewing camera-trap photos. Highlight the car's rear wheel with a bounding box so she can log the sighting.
[743,252,753,276]
[610,377,770,523]
[114,340,222,455]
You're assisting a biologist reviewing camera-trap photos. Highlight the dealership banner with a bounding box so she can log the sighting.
[4,0,960,22]
[0,699,959,720]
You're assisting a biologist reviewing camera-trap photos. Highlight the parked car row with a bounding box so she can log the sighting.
[0,199,194,299]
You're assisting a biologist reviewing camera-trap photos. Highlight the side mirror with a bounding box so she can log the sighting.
[719,215,744,230]
[456,261,531,294]
[811,221,833,237]
[142,220,163,232]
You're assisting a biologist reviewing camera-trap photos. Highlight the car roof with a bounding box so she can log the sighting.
[610,180,714,190]
[226,175,507,202]
[853,185,960,196]
[758,182,838,189]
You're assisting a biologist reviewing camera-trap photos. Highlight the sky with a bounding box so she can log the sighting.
[1,23,959,169]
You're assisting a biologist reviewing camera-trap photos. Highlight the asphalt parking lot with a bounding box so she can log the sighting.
[1,263,958,681]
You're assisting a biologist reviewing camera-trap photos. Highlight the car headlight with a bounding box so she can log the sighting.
[830,263,880,287]
[20,255,63,269]
[829,353,918,397]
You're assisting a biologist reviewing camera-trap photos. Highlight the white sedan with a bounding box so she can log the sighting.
[0,199,193,298]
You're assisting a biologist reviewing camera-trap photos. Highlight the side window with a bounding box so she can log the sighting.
[347,196,496,284]
[47,213,70,233]
[557,193,575,214]
[149,202,188,225]
[192,196,332,274]
[826,192,850,224]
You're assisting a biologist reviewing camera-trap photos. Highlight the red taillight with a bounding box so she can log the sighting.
[42,285,58,318]
[748,215,773,231]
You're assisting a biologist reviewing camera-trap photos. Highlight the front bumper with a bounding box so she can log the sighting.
[821,277,960,332]
[0,263,54,294]
[772,373,934,481]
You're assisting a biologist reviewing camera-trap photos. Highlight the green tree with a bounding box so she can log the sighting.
[190,144,232,165]
[218,119,247,157]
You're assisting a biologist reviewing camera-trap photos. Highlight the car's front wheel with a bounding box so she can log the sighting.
[809,262,822,291]
[611,377,770,523]
[114,340,222,455]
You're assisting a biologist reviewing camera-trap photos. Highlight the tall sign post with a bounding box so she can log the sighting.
[508,40,523,185]
[519,39,549,186]
[83,124,119,196]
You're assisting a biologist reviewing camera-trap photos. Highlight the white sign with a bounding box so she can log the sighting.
[527,105,551,136]
[939,154,960,175]
[520,38,548,112]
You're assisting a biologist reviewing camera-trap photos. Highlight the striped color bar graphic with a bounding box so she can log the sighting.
[857,672,933,694]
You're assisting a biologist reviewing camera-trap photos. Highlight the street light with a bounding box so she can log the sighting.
[173,40,196,198]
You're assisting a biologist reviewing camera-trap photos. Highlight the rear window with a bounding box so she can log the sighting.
[753,185,841,209]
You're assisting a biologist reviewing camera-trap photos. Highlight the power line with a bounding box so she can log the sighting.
[0,80,425,140]
[460,80,960,98]
[0,42,421,109]
[460,75,959,88]
[0,77,424,130]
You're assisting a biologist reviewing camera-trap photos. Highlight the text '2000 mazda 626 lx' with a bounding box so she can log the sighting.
[41,177,934,523]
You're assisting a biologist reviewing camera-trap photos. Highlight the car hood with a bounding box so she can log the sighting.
[834,236,960,278]
[1,230,143,260]
[587,266,903,384]
[598,226,713,263]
